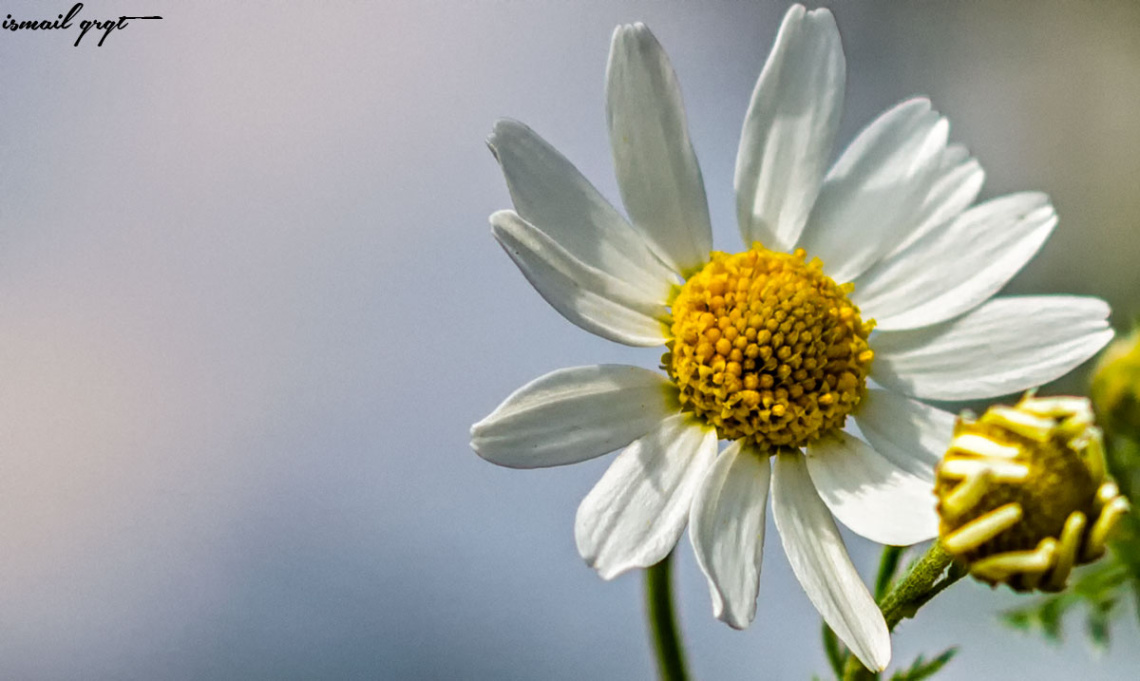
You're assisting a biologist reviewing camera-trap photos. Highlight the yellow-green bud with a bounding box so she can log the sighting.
[934,394,1129,592]
[1090,327,1140,441]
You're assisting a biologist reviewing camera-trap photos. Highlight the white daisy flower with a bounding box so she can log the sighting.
[470,4,1113,671]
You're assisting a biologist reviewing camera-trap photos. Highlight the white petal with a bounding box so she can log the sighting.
[854,388,956,479]
[939,143,970,169]
[797,98,948,283]
[805,431,939,546]
[607,23,712,274]
[491,210,670,347]
[883,144,985,258]
[855,193,1057,331]
[488,120,677,298]
[575,414,717,580]
[772,452,891,671]
[735,5,845,251]
[872,296,1115,401]
[689,441,771,629]
[471,365,679,469]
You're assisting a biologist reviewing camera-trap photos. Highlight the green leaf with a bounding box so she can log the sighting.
[1087,609,1110,650]
[888,648,957,681]
[1086,596,1118,650]
[1130,576,1140,625]
[1039,595,1066,642]
[1001,607,1034,631]
[1001,553,1138,650]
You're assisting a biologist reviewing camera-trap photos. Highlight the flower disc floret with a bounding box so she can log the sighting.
[664,244,874,452]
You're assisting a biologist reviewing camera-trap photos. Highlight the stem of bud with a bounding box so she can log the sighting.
[841,541,966,680]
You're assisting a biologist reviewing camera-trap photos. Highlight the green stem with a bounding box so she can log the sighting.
[879,542,964,631]
[645,552,690,681]
[842,541,965,681]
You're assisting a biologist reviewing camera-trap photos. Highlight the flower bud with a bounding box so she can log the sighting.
[1090,327,1140,441]
[934,394,1129,592]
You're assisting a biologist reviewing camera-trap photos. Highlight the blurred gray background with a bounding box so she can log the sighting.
[1,1,1138,679]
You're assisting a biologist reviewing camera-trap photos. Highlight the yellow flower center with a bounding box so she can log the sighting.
[664,244,874,452]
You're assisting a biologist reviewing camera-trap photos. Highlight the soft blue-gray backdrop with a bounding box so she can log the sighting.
[1,1,1138,679]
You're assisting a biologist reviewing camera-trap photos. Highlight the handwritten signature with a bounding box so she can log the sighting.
[3,2,162,46]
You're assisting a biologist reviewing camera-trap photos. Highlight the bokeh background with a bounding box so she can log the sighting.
[1,1,1139,679]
